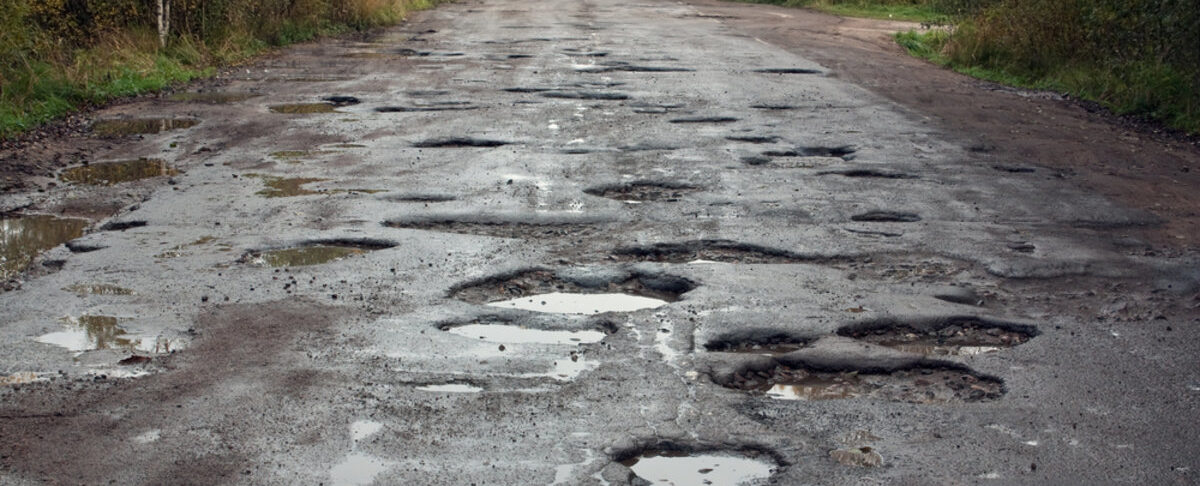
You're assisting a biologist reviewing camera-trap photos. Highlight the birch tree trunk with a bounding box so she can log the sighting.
[156,0,170,47]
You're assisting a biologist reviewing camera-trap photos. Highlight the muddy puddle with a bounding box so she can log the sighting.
[269,103,338,114]
[613,240,824,264]
[1,215,88,281]
[384,220,601,239]
[839,318,1036,356]
[60,159,177,186]
[416,383,483,393]
[445,323,606,344]
[248,175,327,197]
[92,118,198,137]
[36,315,181,353]
[851,210,921,223]
[728,364,1004,403]
[620,450,775,485]
[241,239,393,267]
[270,150,337,160]
[452,269,695,315]
[63,283,135,296]
[168,92,259,103]
[584,181,699,202]
[705,332,809,355]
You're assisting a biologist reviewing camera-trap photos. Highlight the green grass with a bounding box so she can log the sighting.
[729,0,948,23]
[896,29,1200,134]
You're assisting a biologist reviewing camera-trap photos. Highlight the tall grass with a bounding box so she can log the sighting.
[0,0,441,138]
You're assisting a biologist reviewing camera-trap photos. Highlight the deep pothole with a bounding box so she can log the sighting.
[753,68,822,74]
[838,317,1037,356]
[269,103,338,114]
[91,118,198,137]
[59,159,177,186]
[724,363,1005,403]
[762,145,856,158]
[239,239,395,267]
[412,137,510,148]
[612,240,832,264]
[450,268,696,315]
[384,218,603,239]
[850,211,922,223]
[438,316,615,345]
[818,168,919,179]
[615,445,779,485]
[670,116,739,124]
[1,215,88,281]
[36,315,184,353]
[584,181,699,202]
[705,330,810,355]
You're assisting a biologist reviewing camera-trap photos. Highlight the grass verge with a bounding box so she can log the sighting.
[730,0,946,22]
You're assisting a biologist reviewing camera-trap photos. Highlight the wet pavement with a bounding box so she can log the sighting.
[1,0,1199,484]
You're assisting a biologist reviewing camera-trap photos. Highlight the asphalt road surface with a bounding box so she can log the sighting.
[2,0,1198,484]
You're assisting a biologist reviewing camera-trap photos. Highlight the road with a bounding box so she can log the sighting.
[1,0,1198,484]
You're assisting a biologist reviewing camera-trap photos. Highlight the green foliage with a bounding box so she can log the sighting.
[1,0,441,138]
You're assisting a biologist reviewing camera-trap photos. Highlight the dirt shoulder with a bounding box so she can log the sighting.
[685,0,1200,250]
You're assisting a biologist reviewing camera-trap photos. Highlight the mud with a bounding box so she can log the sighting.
[838,317,1037,356]
[269,103,338,114]
[726,363,1005,403]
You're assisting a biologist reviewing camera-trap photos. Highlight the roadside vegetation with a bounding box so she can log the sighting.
[0,0,437,138]
[740,0,1200,134]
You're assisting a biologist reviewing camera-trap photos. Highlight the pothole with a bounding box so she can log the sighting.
[59,159,177,186]
[63,283,135,296]
[248,175,328,198]
[612,240,825,264]
[818,169,918,179]
[416,383,483,393]
[36,315,183,353]
[269,103,338,114]
[450,268,695,315]
[100,220,147,231]
[541,90,629,100]
[384,219,601,239]
[441,322,609,345]
[726,135,780,144]
[617,447,777,485]
[576,64,695,73]
[91,118,198,137]
[321,96,361,106]
[850,211,922,223]
[1,215,88,281]
[726,364,1004,403]
[750,104,798,110]
[584,181,699,202]
[763,145,856,158]
[670,116,738,124]
[168,91,259,103]
[754,68,822,74]
[705,330,810,355]
[838,317,1037,356]
[270,150,337,161]
[379,193,457,203]
[240,239,394,267]
[375,102,478,112]
[629,101,684,114]
[412,137,510,148]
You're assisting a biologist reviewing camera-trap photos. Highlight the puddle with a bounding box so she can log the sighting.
[168,92,259,103]
[269,103,338,114]
[839,318,1036,356]
[754,68,822,74]
[705,332,809,355]
[750,104,797,110]
[380,193,457,203]
[351,420,382,442]
[384,220,601,239]
[247,246,364,267]
[92,118,198,137]
[819,169,919,179]
[621,450,775,485]
[584,181,699,202]
[763,145,856,158]
[416,383,483,393]
[270,150,338,160]
[446,324,606,344]
[412,137,510,148]
[728,364,1004,403]
[727,135,780,143]
[329,452,388,486]
[669,116,738,123]
[36,315,181,353]
[542,90,629,100]
[60,159,177,186]
[851,211,922,223]
[613,240,825,264]
[452,269,695,312]
[1,215,88,280]
[250,175,328,197]
[63,283,135,296]
[487,292,668,314]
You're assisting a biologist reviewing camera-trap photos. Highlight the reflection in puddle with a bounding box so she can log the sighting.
[1,215,88,280]
[416,383,483,393]
[486,292,668,314]
[446,324,606,344]
[734,365,1005,403]
[622,451,774,485]
[892,344,1001,356]
[63,283,135,296]
[269,103,338,114]
[251,175,328,197]
[250,246,365,267]
[168,92,259,103]
[60,159,177,186]
[351,420,382,442]
[36,315,182,353]
[329,452,388,486]
[92,118,198,137]
[765,375,862,401]
[841,321,1033,356]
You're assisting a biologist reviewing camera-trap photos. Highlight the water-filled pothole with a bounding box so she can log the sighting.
[416,383,483,393]
[850,211,922,223]
[36,315,181,353]
[92,118,198,137]
[443,323,607,344]
[541,90,629,100]
[269,103,338,114]
[451,268,695,315]
[763,145,856,158]
[838,317,1037,356]
[670,116,738,124]
[584,181,699,202]
[726,364,1004,403]
[248,175,327,198]
[412,137,510,148]
[59,159,177,186]
[753,68,821,74]
[819,169,919,179]
[383,219,601,239]
[727,135,780,143]
[376,102,478,112]
[618,448,776,485]
[705,330,810,355]
[168,92,259,103]
[1,215,88,280]
[612,240,830,264]
[241,239,394,267]
[64,283,135,296]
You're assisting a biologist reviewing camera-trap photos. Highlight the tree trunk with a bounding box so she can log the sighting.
[156,0,170,48]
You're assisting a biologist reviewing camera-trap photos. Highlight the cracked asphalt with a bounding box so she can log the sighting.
[2,0,1199,484]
